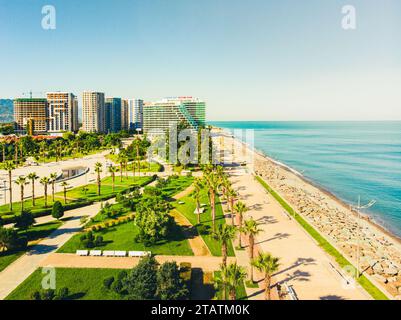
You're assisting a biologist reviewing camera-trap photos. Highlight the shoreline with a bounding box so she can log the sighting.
[220,127,401,245]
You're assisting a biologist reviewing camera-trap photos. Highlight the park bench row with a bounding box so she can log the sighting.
[76,250,151,257]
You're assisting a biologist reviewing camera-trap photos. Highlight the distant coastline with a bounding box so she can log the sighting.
[211,121,401,243]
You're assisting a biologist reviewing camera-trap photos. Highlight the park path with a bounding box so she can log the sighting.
[0,200,110,300]
[39,253,234,272]
[170,183,211,257]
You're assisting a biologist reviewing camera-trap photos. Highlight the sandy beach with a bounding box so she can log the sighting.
[214,128,401,299]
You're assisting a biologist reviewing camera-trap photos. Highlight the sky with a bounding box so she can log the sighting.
[0,0,400,121]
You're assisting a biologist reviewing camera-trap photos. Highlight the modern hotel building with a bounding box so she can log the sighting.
[105,97,122,133]
[13,98,48,135]
[47,92,79,134]
[82,92,106,133]
[143,97,206,134]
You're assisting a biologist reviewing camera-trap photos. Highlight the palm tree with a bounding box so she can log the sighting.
[225,263,247,300]
[50,172,58,202]
[227,187,238,225]
[27,172,39,206]
[234,201,248,248]
[242,218,262,282]
[40,177,50,207]
[118,152,125,182]
[39,140,47,162]
[108,166,118,192]
[60,181,69,204]
[3,161,16,211]
[0,141,6,162]
[94,162,103,196]
[204,172,220,231]
[252,252,280,300]
[193,178,203,224]
[213,224,237,267]
[213,265,229,300]
[15,176,28,213]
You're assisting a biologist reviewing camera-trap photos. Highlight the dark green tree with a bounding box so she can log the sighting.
[156,262,189,300]
[14,211,35,231]
[51,201,64,220]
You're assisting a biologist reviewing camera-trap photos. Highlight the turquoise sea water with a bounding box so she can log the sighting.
[210,121,401,238]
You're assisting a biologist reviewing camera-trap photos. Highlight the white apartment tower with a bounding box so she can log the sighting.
[46,92,79,134]
[128,99,144,131]
[82,92,105,133]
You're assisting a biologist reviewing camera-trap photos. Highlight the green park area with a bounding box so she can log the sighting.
[0,221,62,272]
[0,175,155,223]
[174,188,235,257]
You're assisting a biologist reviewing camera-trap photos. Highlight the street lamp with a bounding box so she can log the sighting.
[351,195,376,278]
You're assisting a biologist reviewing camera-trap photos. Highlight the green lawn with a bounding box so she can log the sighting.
[174,189,235,257]
[6,268,125,300]
[85,203,130,228]
[255,175,388,300]
[58,220,193,256]
[41,149,103,164]
[0,221,62,272]
[160,176,194,198]
[0,175,155,219]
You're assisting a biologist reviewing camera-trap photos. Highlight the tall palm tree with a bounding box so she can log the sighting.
[227,187,238,225]
[213,224,237,267]
[204,172,220,231]
[3,161,16,211]
[193,178,203,224]
[27,172,39,206]
[40,177,50,207]
[252,252,280,300]
[94,162,103,196]
[117,152,125,182]
[108,166,118,192]
[15,176,28,213]
[50,172,58,202]
[242,218,262,282]
[1,141,6,162]
[39,140,47,162]
[60,181,69,204]
[234,201,248,248]
[225,263,247,300]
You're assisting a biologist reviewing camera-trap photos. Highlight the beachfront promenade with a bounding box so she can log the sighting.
[229,168,369,299]
[215,131,371,300]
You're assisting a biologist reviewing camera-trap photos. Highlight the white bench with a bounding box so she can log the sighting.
[102,251,115,257]
[89,250,102,256]
[128,251,151,257]
[114,251,127,257]
[76,250,89,256]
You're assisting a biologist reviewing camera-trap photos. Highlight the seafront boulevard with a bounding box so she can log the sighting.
[0,129,395,300]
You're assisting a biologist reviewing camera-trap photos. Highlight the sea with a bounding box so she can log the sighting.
[209,121,401,238]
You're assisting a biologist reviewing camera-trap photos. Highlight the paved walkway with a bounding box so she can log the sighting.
[0,200,109,300]
[39,253,235,272]
[228,169,371,300]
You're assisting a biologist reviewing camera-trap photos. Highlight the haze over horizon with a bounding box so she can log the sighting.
[1,0,400,121]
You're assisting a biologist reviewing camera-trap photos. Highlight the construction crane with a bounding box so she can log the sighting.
[21,91,44,98]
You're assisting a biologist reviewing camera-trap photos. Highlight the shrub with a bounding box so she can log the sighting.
[103,276,115,289]
[31,291,41,300]
[52,201,64,220]
[57,287,69,300]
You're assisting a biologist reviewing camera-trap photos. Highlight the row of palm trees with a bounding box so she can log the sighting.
[2,160,69,213]
[198,165,281,300]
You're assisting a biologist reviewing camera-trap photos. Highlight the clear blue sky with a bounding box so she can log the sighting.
[0,0,400,120]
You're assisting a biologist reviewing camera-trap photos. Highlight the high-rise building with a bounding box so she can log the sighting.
[82,92,105,133]
[105,98,122,133]
[128,99,143,132]
[121,99,129,131]
[143,97,205,134]
[46,92,79,134]
[13,98,48,135]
